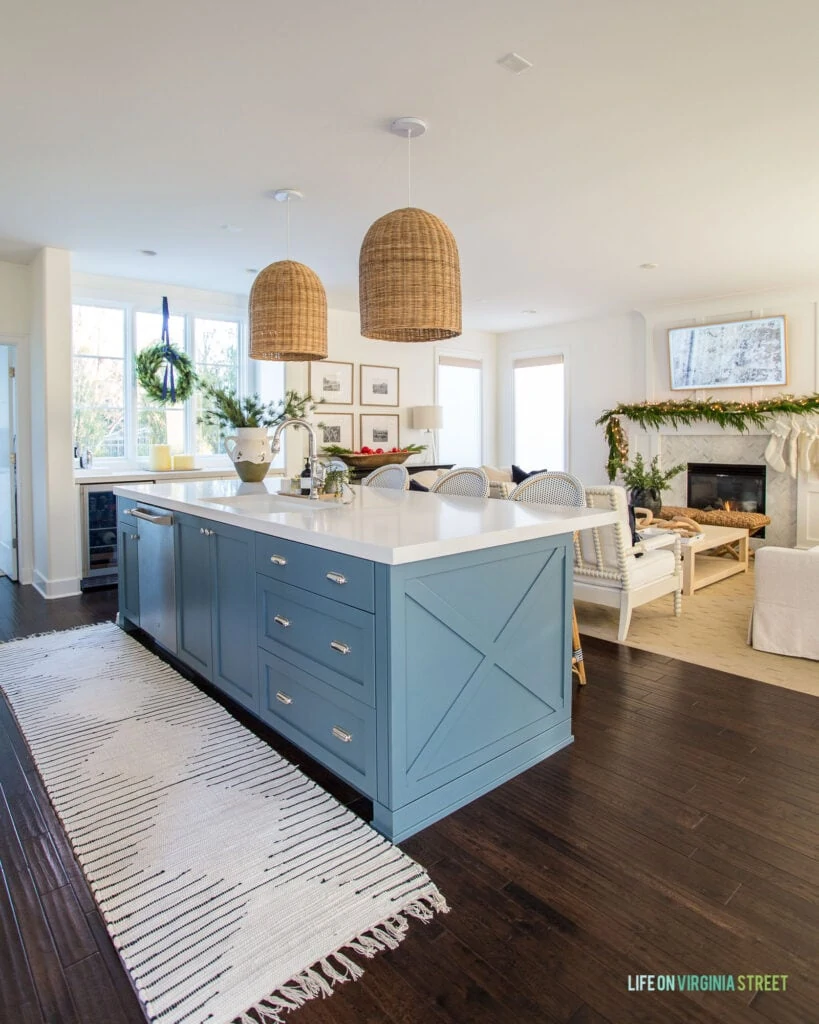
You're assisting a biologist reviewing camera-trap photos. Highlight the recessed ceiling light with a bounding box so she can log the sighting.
[639,262,658,270]
[522,309,537,314]
[140,249,157,256]
[498,52,533,74]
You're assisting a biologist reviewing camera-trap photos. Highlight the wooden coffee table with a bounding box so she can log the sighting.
[680,524,749,596]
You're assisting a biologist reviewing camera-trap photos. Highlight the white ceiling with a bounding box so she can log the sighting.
[3,0,819,331]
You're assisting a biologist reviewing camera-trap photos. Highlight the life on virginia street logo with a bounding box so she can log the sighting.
[627,974,788,993]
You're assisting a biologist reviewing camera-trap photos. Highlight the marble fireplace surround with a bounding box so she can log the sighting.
[648,432,797,548]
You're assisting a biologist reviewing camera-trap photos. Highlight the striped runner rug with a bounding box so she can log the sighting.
[0,623,447,1024]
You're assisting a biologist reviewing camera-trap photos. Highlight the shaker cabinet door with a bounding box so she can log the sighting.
[211,521,258,712]
[175,514,213,678]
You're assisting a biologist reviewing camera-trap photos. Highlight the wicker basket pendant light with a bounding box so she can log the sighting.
[249,190,327,361]
[359,118,461,342]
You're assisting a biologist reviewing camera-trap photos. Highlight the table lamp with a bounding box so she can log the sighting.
[410,405,444,464]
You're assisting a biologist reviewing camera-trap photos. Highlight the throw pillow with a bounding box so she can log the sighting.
[627,504,644,557]
[511,464,547,485]
[409,478,429,492]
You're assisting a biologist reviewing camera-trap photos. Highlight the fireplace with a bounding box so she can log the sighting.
[687,462,767,535]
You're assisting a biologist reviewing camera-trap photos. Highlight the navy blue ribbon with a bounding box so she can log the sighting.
[160,295,177,402]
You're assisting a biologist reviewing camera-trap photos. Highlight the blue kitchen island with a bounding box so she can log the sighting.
[113,479,615,842]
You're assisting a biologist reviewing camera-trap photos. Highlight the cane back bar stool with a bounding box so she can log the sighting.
[509,470,588,685]
[361,464,410,489]
[429,467,491,498]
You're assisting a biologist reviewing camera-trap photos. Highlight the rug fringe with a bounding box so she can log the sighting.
[1,620,117,645]
[236,888,449,1023]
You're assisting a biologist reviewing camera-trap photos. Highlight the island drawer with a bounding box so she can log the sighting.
[258,648,376,797]
[257,576,375,706]
[255,534,374,612]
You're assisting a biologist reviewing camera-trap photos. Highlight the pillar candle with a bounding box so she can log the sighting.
[148,444,172,471]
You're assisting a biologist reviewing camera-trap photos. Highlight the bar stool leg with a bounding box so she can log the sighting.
[571,605,587,685]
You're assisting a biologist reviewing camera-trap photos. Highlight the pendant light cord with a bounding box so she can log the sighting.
[286,197,291,259]
[407,128,412,208]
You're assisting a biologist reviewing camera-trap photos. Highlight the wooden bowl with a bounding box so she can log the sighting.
[337,451,411,469]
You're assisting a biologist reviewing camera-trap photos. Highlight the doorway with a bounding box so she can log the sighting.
[0,345,18,581]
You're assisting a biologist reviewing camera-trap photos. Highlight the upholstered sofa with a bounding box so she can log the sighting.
[749,546,819,661]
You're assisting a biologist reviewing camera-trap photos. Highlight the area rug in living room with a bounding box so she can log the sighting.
[576,566,819,697]
[0,623,447,1024]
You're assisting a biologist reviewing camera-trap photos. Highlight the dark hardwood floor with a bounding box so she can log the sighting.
[0,575,817,1024]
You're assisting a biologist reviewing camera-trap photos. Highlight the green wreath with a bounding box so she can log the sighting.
[135,343,196,405]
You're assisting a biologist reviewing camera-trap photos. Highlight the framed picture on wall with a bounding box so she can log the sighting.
[360,413,399,451]
[668,316,787,390]
[316,413,354,450]
[360,364,399,406]
[310,360,354,404]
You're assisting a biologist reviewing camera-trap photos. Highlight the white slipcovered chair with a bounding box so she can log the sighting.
[362,464,409,490]
[574,485,682,642]
[429,467,490,498]
[749,546,819,660]
[510,471,588,685]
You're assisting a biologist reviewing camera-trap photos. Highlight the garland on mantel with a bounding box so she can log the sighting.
[597,394,819,481]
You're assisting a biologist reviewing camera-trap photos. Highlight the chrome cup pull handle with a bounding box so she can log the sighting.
[275,691,293,705]
[332,726,352,743]
[325,571,347,585]
[273,615,291,628]
[329,640,351,655]
[270,554,287,566]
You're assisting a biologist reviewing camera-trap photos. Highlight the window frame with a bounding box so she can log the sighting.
[435,350,485,467]
[72,298,253,468]
[509,350,568,472]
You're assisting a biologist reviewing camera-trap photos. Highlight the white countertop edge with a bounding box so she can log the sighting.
[113,482,619,565]
[75,469,247,485]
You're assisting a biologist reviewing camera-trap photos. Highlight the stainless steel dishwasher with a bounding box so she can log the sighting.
[126,505,178,654]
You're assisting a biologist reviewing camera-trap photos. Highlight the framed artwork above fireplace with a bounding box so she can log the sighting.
[668,315,787,390]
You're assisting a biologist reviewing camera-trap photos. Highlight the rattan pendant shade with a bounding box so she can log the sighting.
[359,207,461,342]
[249,259,327,360]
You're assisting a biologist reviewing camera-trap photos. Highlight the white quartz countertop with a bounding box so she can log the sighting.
[113,478,618,565]
[75,468,238,485]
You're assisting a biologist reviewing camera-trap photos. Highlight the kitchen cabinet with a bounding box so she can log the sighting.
[114,479,615,842]
[175,512,257,712]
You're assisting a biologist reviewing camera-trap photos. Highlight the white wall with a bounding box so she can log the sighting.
[497,312,645,485]
[30,248,80,597]
[0,261,30,336]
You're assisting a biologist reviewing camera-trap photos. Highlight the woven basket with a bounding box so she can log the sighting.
[359,207,461,341]
[249,259,328,360]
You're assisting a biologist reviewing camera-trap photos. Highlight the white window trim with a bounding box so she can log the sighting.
[501,346,570,471]
[72,296,253,470]
[435,347,486,466]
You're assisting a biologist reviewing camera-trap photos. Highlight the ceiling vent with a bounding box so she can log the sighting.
[497,52,533,74]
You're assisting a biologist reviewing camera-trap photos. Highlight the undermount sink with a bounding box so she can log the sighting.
[199,492,343,514]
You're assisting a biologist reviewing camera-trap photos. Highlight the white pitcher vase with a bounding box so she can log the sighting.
[224,427,275,482]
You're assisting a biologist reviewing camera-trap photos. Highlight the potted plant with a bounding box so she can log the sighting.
[620,453,685,516]
[198,384,316,482]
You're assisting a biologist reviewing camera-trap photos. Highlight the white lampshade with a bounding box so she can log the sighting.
[411,405,444,430]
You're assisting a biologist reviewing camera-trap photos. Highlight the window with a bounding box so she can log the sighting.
[72,302,254,463]
[72,305,126,458]
[437,355,483,465]
[513,355,565,471]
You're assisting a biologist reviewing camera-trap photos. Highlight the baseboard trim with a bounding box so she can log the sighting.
[33,572,82,600]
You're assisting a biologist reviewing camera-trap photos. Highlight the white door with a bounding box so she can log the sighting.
[0,346,18,580]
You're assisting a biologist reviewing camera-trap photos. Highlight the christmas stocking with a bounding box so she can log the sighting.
[784,416,801,478]
[764,416,789,473]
